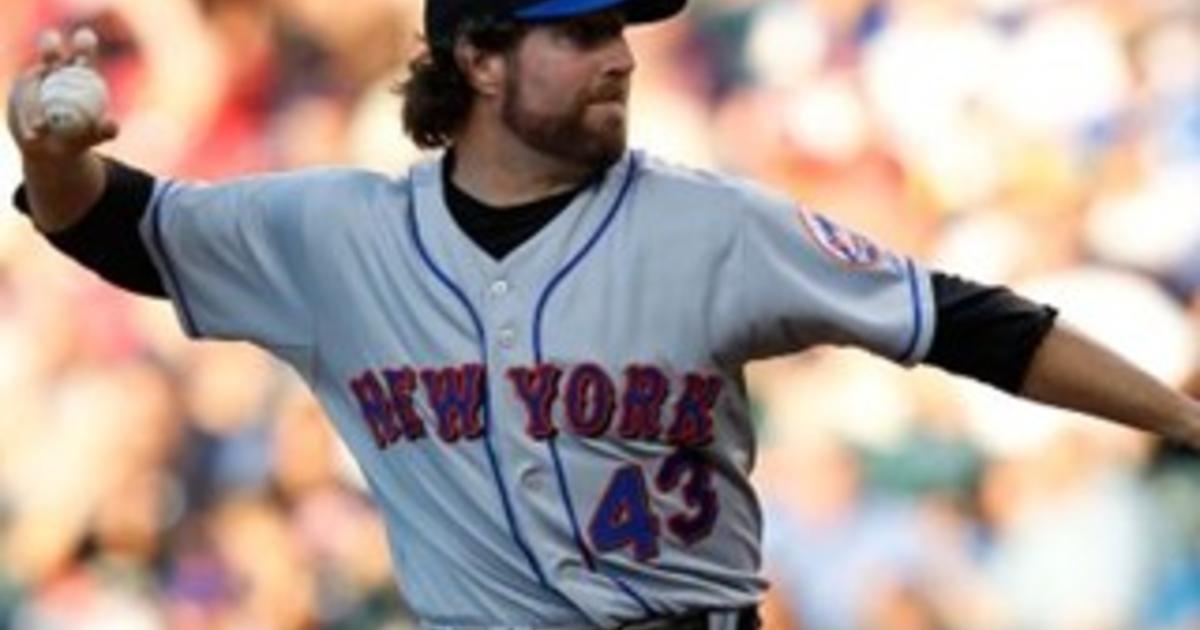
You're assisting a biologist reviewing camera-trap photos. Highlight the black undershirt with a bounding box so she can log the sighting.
[12,157,1057,393]
[441,150,596,261]
[926,272,1057,393]
[13,158,163,296]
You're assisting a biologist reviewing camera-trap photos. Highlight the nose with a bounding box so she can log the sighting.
[603,34,636,78]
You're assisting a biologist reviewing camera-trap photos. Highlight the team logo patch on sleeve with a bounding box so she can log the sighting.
[796,209,895,271]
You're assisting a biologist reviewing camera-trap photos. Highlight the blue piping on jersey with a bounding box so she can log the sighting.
[532,152,656,617]
[898,257,923,363]
[149,181,202,337]
[405,183,557,595]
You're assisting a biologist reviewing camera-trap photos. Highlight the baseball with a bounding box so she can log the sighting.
[38,65,108,138]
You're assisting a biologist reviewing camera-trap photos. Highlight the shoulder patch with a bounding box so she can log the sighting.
[796,209,893,271]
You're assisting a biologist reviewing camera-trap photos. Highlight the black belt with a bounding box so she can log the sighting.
[618,606,759,630]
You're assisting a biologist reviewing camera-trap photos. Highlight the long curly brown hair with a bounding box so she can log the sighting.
[397,19,529,149]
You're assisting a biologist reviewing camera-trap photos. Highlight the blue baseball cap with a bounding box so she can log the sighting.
[425,0,686,48]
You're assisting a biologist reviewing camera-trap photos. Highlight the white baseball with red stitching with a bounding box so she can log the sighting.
[38,65,107,138]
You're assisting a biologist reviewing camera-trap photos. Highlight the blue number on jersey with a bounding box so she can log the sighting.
[656,449,719,545]
[588,464,661,561]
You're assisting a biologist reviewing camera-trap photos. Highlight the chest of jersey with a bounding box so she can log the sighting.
[316,154,746,454]
[303,154,763,623]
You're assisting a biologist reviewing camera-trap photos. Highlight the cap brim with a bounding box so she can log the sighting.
[515,0,686,24]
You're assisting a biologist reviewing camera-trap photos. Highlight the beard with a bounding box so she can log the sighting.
[501,71,628,172]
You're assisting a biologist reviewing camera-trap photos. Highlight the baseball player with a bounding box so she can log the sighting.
[8,1,1200,628]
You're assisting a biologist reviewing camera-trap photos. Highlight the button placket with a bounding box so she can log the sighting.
[484,277,520,352]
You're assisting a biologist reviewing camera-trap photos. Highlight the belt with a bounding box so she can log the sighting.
[618,606,759,630]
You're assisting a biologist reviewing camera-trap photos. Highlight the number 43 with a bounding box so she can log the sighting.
[587,449,718,561]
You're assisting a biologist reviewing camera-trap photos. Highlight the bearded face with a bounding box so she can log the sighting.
[498,12,633,171]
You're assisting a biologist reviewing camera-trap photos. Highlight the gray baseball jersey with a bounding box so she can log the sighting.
[139,150,936,628]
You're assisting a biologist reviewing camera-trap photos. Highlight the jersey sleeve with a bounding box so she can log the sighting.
[139,173,317,351]
[732,190,936,365]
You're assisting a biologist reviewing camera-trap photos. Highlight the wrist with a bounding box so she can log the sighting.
[21,150,96,173]
[1165,398,1200,448]
[21,152,106,233]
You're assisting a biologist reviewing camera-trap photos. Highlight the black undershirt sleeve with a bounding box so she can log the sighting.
[926,271,1059,394]
[12,158,165,297]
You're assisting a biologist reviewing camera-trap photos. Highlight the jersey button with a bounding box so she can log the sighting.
[497,327,517,348]
[490,280,509,297]
[520,467,546,491]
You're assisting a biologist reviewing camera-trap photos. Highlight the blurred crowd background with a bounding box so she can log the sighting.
[1,0,1199,628]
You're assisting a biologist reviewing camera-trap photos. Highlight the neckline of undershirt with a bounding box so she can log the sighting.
[440,150,598,261]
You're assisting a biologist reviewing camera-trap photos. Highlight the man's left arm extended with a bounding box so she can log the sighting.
[1020,321,1200,449]
[924,271,1200,450]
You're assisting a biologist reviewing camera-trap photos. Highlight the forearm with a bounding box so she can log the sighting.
[1020,322,1200,445]
[22,151,107,232]
[8,31,162,292]
[13,157,164,297]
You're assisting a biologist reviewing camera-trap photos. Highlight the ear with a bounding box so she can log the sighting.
[454,39,508,98]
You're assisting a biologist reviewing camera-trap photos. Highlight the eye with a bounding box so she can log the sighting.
[554,14,625,48]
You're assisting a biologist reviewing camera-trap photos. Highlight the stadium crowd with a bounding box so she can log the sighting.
[1,0,1198,628]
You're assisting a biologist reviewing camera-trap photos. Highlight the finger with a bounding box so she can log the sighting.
[61,120,118,150]
[29,115,49,138]
[21,116,47,143]
[37,30,65,68]
[65,118,119,148]
[70,28,99,66]
[9,81,44,142]
[6,76,29,132]
[95,119,119,142]
[22,83,47,133]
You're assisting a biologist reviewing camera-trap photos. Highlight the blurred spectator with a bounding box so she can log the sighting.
[980,433,1155,630]
[3,0,1200,628]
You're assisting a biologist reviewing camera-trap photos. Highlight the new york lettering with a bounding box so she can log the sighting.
[349,363,722,451]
